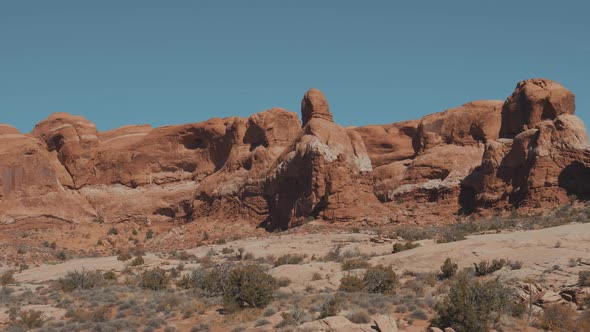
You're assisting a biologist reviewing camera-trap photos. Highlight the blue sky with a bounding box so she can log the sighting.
[1,1,588,132]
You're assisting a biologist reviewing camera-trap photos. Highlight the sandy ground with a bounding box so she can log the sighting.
[11,222,590,288]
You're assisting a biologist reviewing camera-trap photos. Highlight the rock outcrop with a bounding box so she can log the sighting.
[463,79,589,210]
[0,78,588,229]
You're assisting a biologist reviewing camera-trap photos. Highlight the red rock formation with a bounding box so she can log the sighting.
[0,78,587,231]
[465,79,589,210]
[0,129,95,224]
[262,89,382,229]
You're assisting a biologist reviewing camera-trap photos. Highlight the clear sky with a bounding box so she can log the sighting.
[1,1,588,133]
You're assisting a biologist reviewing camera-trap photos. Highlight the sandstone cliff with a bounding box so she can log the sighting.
[1,78,588,228]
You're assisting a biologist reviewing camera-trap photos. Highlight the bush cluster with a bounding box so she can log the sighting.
[473,259,506,276]
[392,241,420,253]
[339,265,398,294]
[58,270,105,292]
[431,272,512,332]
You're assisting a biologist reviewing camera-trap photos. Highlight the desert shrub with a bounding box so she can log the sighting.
[473,259,506,276]
[278,307,308,327]
[409,308,428,320]
[68,306,110,323]
[339,274,365,292]
[139,268,168,290]
[274,254,304,267]
[117,251,132,261]
[392,241,420,253]
[191,323,210,332]
[58,270,105,291]
[130,255,145,266]
[341,258,371,271]
[538,304,579,331]
[346,309,371,323]
[107,227,118,235]
[102,271,117,281]
[320,295,343,318]
[508,260,523,270]
[146,229,154,239]
[55,250,68,261]
[0,270,15,285]
[431,272,511,332]
[255,318,271,327]
[579,270,590,286]
[440,258,458,279]
[436,227,467,243]
[195,264,234,297]
[221,247,234,255]
[11,309,44,328]
[324,245,342,261]
[363,265,398,294]
[277,277,291,287]
[312,272,323,281]
[222,264,276,310]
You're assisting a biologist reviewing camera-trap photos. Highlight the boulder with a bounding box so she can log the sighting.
[500,78,576,138]
[372,314,398,332]
[297,316,369,331]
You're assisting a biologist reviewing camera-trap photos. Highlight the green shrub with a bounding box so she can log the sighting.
[197,264,233,297]
[473,259,506,276]
[107,227,118,236]
[341,258,370,271]
[0,270,15,285]
[431,272,511,332]
[440,258,458,279]
[222,264,276,310]
[339,274,365,292]
[392,241,420,253]
[140,268,168,290]
[363,265,398,294]
[58,270,105,291]
[274,254,305,267]
[146,229,154,239]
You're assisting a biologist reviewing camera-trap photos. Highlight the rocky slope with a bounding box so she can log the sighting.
[1,78,588,229]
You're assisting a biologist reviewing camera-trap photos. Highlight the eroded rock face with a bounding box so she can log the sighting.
[413,100,503,153]
[353,120,418,168]
[0,132,95,224]
[0,78,588,229]
[262,91,381,229]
